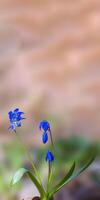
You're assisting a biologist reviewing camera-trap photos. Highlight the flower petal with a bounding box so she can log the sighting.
[46,150,54,162]
[39,120,50,132]
[42,132,48,144]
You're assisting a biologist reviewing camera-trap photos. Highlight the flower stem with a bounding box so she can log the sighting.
[15,131,43,187]
[46,129,55,192]
[47,161,51,192]
[49,129,55,151]
[41,197,54,200]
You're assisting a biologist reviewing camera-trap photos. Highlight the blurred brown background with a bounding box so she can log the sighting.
[0,0,100,143]
[0,0,100,199]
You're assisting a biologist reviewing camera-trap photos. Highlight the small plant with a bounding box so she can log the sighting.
[8,108,96,200]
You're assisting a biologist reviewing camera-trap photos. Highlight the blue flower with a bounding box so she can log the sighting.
[39,120,50,132]
[42,132,48,144]
[46,150,54,162]
[8,108,25,132]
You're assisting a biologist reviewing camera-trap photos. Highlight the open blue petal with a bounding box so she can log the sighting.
[8,108,25,132]
[8,123,16,132]
[14,108,19,112]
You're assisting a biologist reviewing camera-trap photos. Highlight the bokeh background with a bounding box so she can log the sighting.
[0,0,100,199]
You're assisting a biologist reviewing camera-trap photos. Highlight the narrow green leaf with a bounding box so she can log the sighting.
[11,168,28,185]
[11,168,45,198]
[49,162,75,195]
[70,153,96,180]
[27,171,45,197]
[50,153,96,196]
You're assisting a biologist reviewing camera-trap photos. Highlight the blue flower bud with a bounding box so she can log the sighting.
[46,150,54,162]
[42,132,48,144]
[39,120,50,132]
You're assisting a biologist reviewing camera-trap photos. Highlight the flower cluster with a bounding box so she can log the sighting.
[8,108,54,163]
[8,108,25,132]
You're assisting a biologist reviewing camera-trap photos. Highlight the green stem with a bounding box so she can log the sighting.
[46,129,55,193]
[47,161,51,192]
[41,195,54,200]
[49,129,54,151]
[15,132,43,187]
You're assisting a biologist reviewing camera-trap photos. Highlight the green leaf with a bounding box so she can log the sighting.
[11,168,28,185]
[11,168,45,198]
[50,153,96,196]
[69,153,96,182]
[49,162,75,196]
[27,171,45,197]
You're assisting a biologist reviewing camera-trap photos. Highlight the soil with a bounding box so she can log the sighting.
[55,183,100,200]
[23,183,100,200]
[76,186,100,200]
